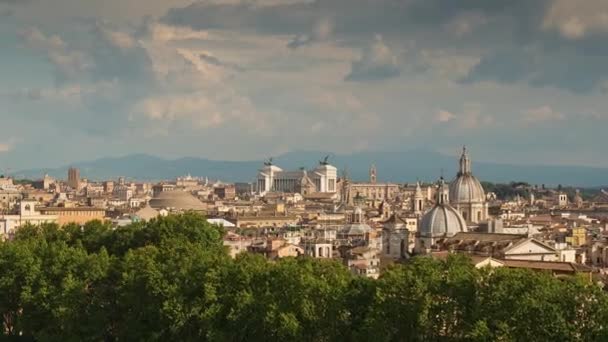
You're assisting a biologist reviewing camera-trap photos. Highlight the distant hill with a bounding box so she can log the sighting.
[11,150,608,187]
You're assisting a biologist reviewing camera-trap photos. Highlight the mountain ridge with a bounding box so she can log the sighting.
[10,150,608,187]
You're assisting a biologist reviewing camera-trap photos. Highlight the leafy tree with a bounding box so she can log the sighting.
[2,213,608,341]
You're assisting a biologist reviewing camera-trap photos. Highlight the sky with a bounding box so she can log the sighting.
[0,0,607,170]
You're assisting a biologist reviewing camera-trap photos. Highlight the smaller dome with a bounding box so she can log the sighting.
[341,223,372,236]
[419,205,467,237]
[134,205,160,221]
[419,177,467,237]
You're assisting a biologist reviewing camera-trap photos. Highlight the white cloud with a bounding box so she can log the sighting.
[20,27,92,83]
[522,105,564,123]
[345,35,400,82]
[435,110,455,123]
[0,142,13,153]
[145,22,211,42]
[434,104,494,130]
[543,0,608,39]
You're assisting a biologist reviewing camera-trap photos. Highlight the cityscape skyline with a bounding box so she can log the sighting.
[7,148,608,187]
[1,0,608,169]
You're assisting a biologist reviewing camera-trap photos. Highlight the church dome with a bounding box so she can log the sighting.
[449,147,486,204]
[419,205,467,237]
[149,190,206,211]
[450,174,485,203]
[420,178,467,237]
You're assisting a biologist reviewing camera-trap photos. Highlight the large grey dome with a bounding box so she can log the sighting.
[449,147,485,204]
[420,178,467,237]
[149,190,206,211]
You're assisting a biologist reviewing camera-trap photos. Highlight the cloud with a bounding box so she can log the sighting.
[17,21,276,141]
[20,27,92,84]
[444,11,488,37]
[199,52,245,72]
[460,46,608,93]
[542,0,608,39]
[433,104,494,130]
[287,17,333,48]
[0,8,14,17]
[7,0,608,167]
[0,0,30,4]
[143,21,211,42]
[345,35,400,82]
[435,110,455,123]
[0,142,13,153]
[522,105,564,124]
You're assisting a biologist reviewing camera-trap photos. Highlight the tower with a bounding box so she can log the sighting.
[413,181,424,215]
[67,167,80,190]
[369,164,377,184]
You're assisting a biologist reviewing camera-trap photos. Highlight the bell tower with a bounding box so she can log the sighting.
[413,181,424,215]
[369,164,377,184]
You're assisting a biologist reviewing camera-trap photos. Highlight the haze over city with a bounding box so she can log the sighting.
[1,0,608,170]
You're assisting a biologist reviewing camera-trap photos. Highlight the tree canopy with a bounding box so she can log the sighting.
[1,212,607,341]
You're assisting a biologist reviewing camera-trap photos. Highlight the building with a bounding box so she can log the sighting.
[0,200,59,240]
[152,183,176,196]
[382,214,416,258]
[430,252,592,280]
[416,178,467,253]
[67,167,80,190]
[449,147,488,224]
[114,185,133,201]
[32,174,55,190]
[304,240,333,258]
[441,232,561,261]
[256,158,337,196]
[207,218,236,227]
[0,189,22,212]
[344,247,381,279]
[103,181,114,194]
[223,232,253,258]
[214,185,236,200]
[248,238,304,259]
[86,183,104,197]
[338,206,373,243]
[341,166,399,205]
[38,206,106,226]
[557,192,569,207]
[176,174,200,188]
[234,214,299,228]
